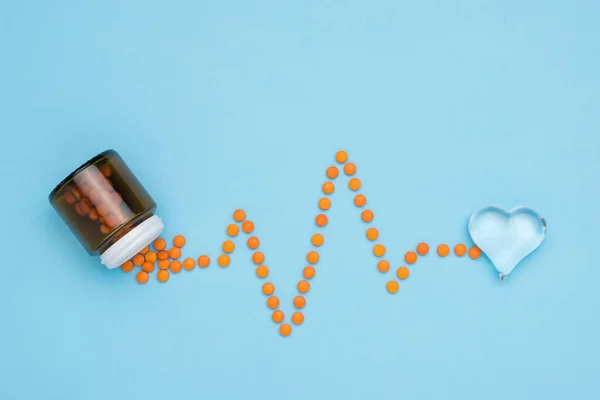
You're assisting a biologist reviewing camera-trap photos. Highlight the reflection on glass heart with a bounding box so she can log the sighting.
[468,206,546,280]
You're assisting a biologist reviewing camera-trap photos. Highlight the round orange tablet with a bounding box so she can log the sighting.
[132,254,145,266]
[170,260,182,273]
[335,150,348,164]
[252,252,265,265]
[139,246,149,255]
[197,255,210,268]
[242,220,254,233]
[222,240,235,253]
[153,238,166,251]
[279,323,292,337]
[354,194,367,207]
[322,182,335,195]
[469,246,481,259]
[292,312,304,325]
[315,214,328,227]
[437,244,450,257]
[361,210,374,223]
[397,266,410,280]
[267,296,279,309]
[405,251,417,264]
[233,209,246,222]
[145,251,157,263]
[297,280,310,293]
[307,251,319,264]
[247,236,260,249]
[387,280,399,293]
[326,166,339,179]
[344,162,356,176]
[157,259,170,270]
[169,247,182,259]
[377,260,390,273]
[416,242,429,256]
[218,254,230,267]
[142,261,155,273]
[318,198,331,210]
[293,296,306,309]
[303,266,316,279]
[454,244,467,257]
[262,282,275,295]
[227,224,239,237]
[366,228,379,241]
[373,244,386,257]
[183,258,195,270]
[173,235,186,248]
[157,250,169,260]
[348,178,361,191]
[256,265,269,278]
[136,271,149,284]
[311,234,324,247]
[157,269,169,283]
[272,310,284,324]
[121,261,134,273]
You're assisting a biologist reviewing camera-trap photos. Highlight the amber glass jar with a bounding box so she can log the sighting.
[49,150,164,268]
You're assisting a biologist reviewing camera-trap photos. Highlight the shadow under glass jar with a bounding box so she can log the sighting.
[49,150,164,268]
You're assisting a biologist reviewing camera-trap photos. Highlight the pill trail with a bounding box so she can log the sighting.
[122,151,481,337]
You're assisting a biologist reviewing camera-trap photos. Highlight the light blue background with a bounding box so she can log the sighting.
[1,1,598,399]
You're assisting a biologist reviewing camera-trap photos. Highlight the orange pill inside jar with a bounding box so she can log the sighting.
[49,150,164,269]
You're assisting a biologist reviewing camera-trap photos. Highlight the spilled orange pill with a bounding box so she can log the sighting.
[173,235,186,248]
[318,198,331,210]
[326,166,339,179]
[373,244,386,257]
[311,234,324,247]
[437,244,450,257]
[292,312,304,325]
[297,280,310,293]
[153,238,166,251]
[354,194,367,207]
[362,210,374,223]
[335,150,348,164]
[272,310,284,324]
[242,220,254,233]
[157,250,169,260]
[469,246,481,259]
[233,209,246,222]
[387,281,399,294]
[222,240,235,253]
[157,269,169,283]
[348,178,361,191]
[169,247,181,259]
[307,251,319,264]
[267,296,279,309]
[121,261,134,273]
[256,265,269,278]
[145,251,157,263]
[183,258,195,270]
[405,251,417,264]
[377,260,390,273]
[132,254,145,266]
[143,261,155,273]
[303,266,316,279]
[315,214,328,227]
[197,255,210,268]
[170,260,182,273]
[397,266,409,280]
[262,282,275,295]
[218,254,230,267]
[252,252,265,265]
[136,271,149,284]
[454,244,467,257]
[279,323,292,337]
[227,224,239,237]
[139,246,149,255]
[247,236,260,249]
[366,228,379,241]
[344,162,356,176]
[322,182,335,195]
[293,296,306,309]
[157,259,170,270]
[416,242,429,256]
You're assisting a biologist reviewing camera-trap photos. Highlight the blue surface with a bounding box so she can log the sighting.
[1,1,599,399]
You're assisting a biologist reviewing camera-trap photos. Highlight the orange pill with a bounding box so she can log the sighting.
[318,198,331,210]
[169,247,182,259]
[227,224,239,237]
[100,224,111,234]
[366,228,379,241]
[303,266,316,279]
[326,166,339,179]
[222,240,235,253]
[454,244,467,257]
[121,260,134,273]
[197,255,210,268]
[298,280,310,293]
[322,182,335,195]
[344,162,356,176]
[293,296,306,309]
[405,251,417,264]
[139,246,149,255]
[252,251,265,265]
[256,265,269,278]
[279,323,292,337]
[153,238,167,251]
[307,251,319,264]
[233,209,246,222]
[387,280,399,294]
[173,235,186,248]
[267,296,279,309]
[183,258,195,270]
[132,254,145,266]
[262,282,275,295]
[88,209,99,221]
[157,250,169,260]
[311,234,324,247]
[292,312,304,325]
[145,251,157,263]
[315,214,328,227]
[241,220,254,233]
[142,261,155,273]
[377,260,390,273]
[247,236,260,249]
[362,210,374,223]
[157,269,169,283]
[469,246,481,259]
[170,260,182,273]
[348,178,361,191]
[96,203,110,217]
[157,259,170,270]
[417,242,429,255]
[272,310,285,323]
[397,266,410,280]
[218,254,230,267]
[136,271,149,284]
[64,190,76,205]
[437,244,450,257]
[335,150,348,163]
[373,244,386,257]
[354,194,367,207]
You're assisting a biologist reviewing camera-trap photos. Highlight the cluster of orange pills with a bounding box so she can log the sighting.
[121,150,481,337]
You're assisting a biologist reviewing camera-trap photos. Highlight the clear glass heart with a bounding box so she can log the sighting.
[468,206,546,280]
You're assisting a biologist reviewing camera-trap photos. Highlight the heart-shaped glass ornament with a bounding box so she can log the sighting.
[468,206,546,280]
